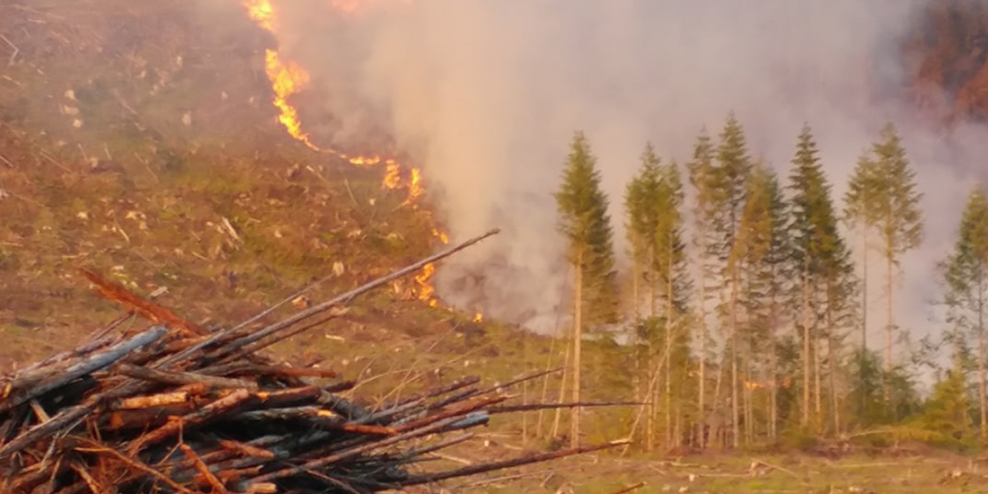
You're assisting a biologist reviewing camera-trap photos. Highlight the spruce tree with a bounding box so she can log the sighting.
[623,143,661,449]
[709,112,753,448]
[737,165,789,440]
[844,153,882,351]
[555,131,618,447]
[870,123,924,403]
[655,160,691,446]
[941,187,988,438]
[787,124,842,429]
[687,129,717,448]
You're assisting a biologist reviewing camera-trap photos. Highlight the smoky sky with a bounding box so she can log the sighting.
[261,0,985,358]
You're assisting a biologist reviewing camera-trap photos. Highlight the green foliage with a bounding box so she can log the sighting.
[843,152,883,229]
[870,123,924,261]
[942,187,988,339]
[918,368,977,450]
[709,113,753,261]
[556,131,619,325]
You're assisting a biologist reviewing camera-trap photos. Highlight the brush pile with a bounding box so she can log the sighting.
[0,230,622,493]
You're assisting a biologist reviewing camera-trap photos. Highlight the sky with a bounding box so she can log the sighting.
[259,0,987,363]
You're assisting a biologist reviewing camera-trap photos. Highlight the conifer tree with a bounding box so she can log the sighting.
[941,187,988,438]
[787,124,830,428]
[624,144,661,449]
[869,123,924,403]
[737,165,789,440]
[555,131,618,447]
[655,160,691,446]
[709,113,753,447]
[687,129,717,448]
[844,153,882,351]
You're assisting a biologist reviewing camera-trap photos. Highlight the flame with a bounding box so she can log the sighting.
[265,50,320,151]
[383,160,401,189]
[415,263,436,302]
[348,155,381,167]
[244,0,275,30]
[407,168,424,203]
[431,228,449,245]
[473,312,483,323]
[244,0,455,314]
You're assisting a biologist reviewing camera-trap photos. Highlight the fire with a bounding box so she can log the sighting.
[244,0,276,30]
[415,263,436,302]
[347,155,381,167]
[431,228,449,245]
[383,160,401,189]
[243,0,458,314]
[264,50,320,151]
[473,312,484,323]
[407,168,424,203]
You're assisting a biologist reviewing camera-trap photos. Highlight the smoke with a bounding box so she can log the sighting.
[269,0,984,352]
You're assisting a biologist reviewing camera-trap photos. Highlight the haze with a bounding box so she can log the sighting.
[262,0,985,361]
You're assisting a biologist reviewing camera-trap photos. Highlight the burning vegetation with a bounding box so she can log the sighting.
[240,0,446,308]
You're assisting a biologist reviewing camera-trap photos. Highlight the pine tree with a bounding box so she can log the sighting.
[787,124,832,429]
[941,187,988,439]
[555,131,618,447]
[687,129,717,449]
[654,160,691,446]
[709,113,753,448]
[869,123,924,403]
[844,153,882,351]
[624,143,662,449]
[737,165,789,440]
[844,153,882,420]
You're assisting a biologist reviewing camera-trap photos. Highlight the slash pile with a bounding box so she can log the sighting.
[0,230,624,493]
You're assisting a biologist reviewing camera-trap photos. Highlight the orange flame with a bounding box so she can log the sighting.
[244,0,275,31]
[415,263,436,302]
[431,228,449,245]
[473,312,483,323]
[348,155,381,167]
[407,168,424,203]
[264,50,320,151]
[383,160,401,189]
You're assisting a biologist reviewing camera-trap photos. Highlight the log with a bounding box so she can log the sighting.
[0,326,168,413]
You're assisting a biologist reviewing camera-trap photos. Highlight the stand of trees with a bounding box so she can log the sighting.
[553,115,987,451]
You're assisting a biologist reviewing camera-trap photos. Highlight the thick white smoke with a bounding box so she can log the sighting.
[271,0,984,357]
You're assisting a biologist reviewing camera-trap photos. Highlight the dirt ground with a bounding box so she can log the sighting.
[423,450,988,493]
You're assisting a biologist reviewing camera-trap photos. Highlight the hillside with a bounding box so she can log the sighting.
[907,0,988,121]
[0,0,540,397]
[0,0,638,451]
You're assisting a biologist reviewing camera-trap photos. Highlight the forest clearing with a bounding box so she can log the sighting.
[4,0,988,492]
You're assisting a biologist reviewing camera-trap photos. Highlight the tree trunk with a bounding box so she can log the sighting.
[827,292,839,436]
[697,243,708,449]
[979,274,987,439]
[814,335,822,430]
[631,250,641,446]
[860,227,868,419]
[571,253,583,448]
[647,246,657,451]
[665,238,674,448]
[862,228,868,351]
[769,280,778,441]
[552,338,570,440]
[801,261,811,428]
[885,241,893,404]
[535,330,557,439]
[730,265,739,449]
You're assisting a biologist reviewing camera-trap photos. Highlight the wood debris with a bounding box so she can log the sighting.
[0,229,623,492]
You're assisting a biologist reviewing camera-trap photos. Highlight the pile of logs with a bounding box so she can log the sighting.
[0,230,623,493]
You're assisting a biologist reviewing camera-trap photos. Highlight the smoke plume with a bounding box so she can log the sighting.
[269,0,984,354]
